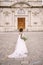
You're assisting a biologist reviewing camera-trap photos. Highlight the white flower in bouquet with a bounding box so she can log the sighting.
[21,36,27,41]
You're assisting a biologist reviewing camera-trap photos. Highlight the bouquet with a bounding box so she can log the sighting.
[21,36,27,41]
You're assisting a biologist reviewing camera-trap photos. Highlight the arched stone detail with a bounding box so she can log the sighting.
[11,2,32,7]
[17,8,25,14]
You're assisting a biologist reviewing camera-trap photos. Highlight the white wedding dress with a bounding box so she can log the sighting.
[8,34,28,58]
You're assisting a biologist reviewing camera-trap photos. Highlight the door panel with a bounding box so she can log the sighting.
[18,18,25,30]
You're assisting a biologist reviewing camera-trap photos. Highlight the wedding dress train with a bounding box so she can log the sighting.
[8,34,28,58]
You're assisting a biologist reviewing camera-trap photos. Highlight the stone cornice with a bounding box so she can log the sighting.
[0,6,43,8]
[0,1,43,8]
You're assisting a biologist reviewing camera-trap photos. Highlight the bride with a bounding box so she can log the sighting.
[8,30,28,58]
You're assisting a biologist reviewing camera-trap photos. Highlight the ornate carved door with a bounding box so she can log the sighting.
[18,18,25,30]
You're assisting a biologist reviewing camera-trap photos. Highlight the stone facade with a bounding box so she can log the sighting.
[0,0,43,32]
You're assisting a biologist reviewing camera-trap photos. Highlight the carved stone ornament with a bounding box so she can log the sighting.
[3,11,10,16]
[17,8,25,14]
[34,22,37,24]
[32,9,41,16]
[12,10,15,13]
[5,22,9,25]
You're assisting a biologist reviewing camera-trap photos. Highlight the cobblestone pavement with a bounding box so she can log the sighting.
[0,32,43,65]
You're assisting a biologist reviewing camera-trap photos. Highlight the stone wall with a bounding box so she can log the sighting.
[0,7,43,32]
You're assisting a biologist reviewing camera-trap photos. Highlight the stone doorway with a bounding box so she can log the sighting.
[18,18,25,31]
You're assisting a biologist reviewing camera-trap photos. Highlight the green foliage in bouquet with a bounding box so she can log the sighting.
[21,36,27,41]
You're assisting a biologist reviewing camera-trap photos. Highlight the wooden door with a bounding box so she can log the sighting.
[18,18,25,30]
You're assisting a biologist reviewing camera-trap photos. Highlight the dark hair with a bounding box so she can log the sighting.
[19,28,23,32]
